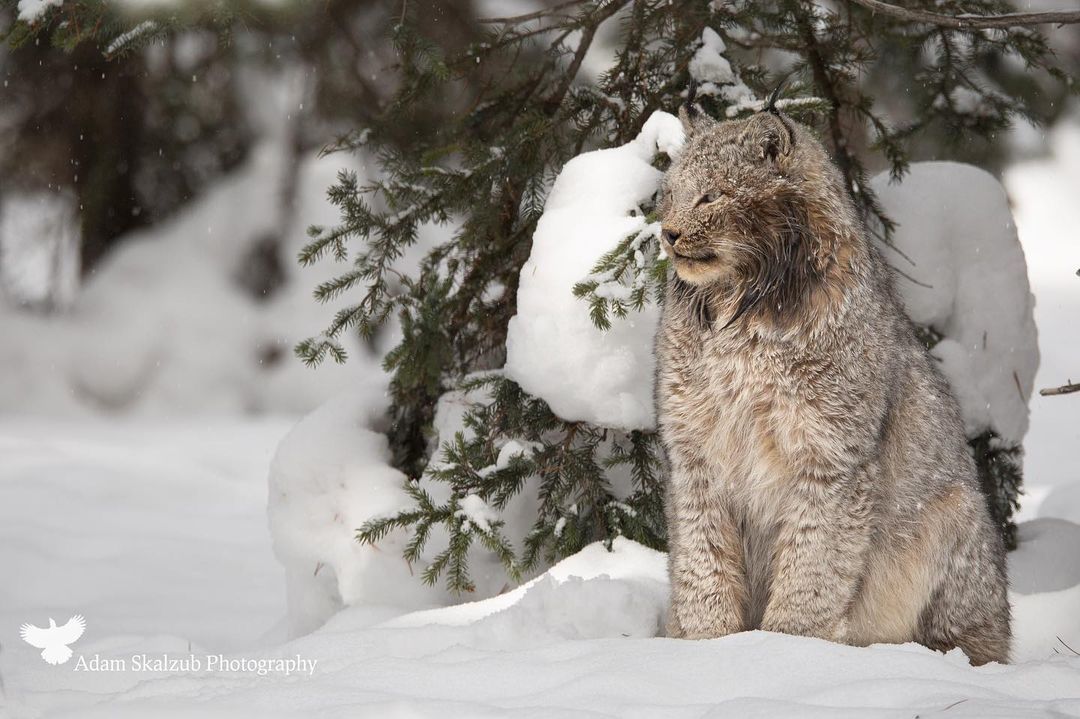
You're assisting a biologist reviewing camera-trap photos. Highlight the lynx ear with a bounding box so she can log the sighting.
[759,114,795,163]
[758,75,796,162]
[679,80,714,137]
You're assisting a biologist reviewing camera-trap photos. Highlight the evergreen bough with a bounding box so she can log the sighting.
[321,1,1075,586]
[357,375,667,593]
[8,0,1074,585]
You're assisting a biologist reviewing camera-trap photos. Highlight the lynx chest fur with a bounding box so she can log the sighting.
[658,307,879,514]
[653,100,1011,665]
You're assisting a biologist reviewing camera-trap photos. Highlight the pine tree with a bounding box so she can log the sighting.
[10,0,1074,585]
[317,0,1080,589]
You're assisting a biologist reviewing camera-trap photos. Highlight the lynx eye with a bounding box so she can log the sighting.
[695,191,721,207]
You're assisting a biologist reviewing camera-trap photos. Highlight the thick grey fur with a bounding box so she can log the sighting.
[654,106,1011,665]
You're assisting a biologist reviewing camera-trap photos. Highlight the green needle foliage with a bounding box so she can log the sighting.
[571,213,671,331]
[9,0,1070,587]
[356,375,667,593]
[303,1,1072,590]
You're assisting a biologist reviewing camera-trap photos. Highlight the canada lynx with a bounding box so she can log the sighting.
[655,101,1011,664]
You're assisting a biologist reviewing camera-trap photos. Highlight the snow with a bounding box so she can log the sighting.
[687,28,757,116]
[1,49,1078,719]
[504,111,684,431]
[387,538,668,630]
[476,438,542,478]
[1008,517,1080,665]
[0,74,386,419]
[2,133,1079,705]
[16,0,61,23]
[105,20,158,55]
[870,162,1039,447]
[935,85,997,118]
[4,421,1080,718]
[0,419,288,654]
[1009,518,1080,594]
[689,28,736,86]
[1003,120,1080,517]
[267,388,446,637]
[456,494,501,533]
[0,190,79,311]
[1039,482,1080,524]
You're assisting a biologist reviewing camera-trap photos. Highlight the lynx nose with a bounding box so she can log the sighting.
[661,227,681,247]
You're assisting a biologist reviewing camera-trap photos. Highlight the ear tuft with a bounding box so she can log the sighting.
[759,114,795,163]
[679,79,713,137]
[686,78,699,112]
[678,104,697,136]
[763,75,788,115]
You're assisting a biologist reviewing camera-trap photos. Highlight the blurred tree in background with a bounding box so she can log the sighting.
[2,0,1078,588]
[0,0,481,308]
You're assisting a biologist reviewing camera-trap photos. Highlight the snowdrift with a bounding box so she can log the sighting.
[4,425,1080,719]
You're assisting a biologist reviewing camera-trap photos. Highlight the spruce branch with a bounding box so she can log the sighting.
[295,0,1071,588]
[845,0,1080,30]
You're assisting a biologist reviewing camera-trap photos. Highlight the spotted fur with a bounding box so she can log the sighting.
[655,108,1011,664]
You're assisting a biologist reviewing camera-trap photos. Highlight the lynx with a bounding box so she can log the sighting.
[655,99,1011,665]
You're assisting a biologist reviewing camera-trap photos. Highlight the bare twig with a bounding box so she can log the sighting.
[889,264,934,289]
[794,9,859,203]
[1040,381,1080,397]
[478,0,587,25]
[1058,636,1080,656]
[543,0,629,109]
[1013,370,1026,402]
[847,0,1080,29]
[941,698,969,712]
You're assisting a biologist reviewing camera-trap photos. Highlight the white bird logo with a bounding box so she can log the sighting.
[20,615,86,665]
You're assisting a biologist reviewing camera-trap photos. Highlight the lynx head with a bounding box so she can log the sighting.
[659,97,858,326]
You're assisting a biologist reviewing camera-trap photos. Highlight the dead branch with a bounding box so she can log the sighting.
[1039,381,1080,397]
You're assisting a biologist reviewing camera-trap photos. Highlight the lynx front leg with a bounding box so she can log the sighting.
[666,465,747,639]
[761,475,870,643]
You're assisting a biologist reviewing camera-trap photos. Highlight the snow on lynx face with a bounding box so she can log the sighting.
[655,106,1011,664]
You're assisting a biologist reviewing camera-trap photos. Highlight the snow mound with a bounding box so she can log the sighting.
[383,537,667,631]
[16,0,62,23]
[0,143,377,417]
[504,111,684,430]
[267,388,444,637]
[0,70,397,419]
[1040,482,1080,525]
[870,162,1039,446]
[688,27,756,113]
[1009,517,1080,594]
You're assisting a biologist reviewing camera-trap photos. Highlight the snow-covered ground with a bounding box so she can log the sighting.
[0,419,290,654]
[1,421,1079,717]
